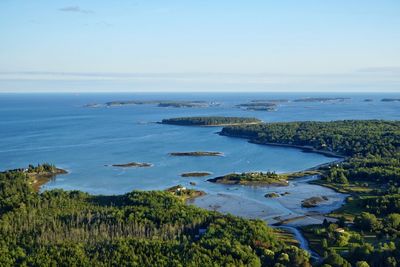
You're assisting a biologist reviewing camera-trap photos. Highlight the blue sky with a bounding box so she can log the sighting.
[0,0,399,92]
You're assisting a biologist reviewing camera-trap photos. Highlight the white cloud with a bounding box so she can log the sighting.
[59,6,94,14]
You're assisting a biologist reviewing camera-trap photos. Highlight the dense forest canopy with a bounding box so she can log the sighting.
[0,168,310,266]
[221,120,400,266]
[221,120,400,157]
[161,116,262,126]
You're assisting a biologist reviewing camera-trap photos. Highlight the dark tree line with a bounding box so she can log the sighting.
[0,168,310,266]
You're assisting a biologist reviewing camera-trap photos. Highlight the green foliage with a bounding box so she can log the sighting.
[225,120,400,267]
[162,116,261,126]
[354,212,381,232]
[0,169,310,266]
[221,120,400,157]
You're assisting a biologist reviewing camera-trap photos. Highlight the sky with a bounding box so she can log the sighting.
[0,0,399,92]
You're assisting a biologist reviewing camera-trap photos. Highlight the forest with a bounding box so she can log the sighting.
[0,167,310,266]
[161,116,261,126]
[221,120,400,266]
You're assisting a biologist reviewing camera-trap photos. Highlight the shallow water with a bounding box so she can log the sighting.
[0,92,399,222]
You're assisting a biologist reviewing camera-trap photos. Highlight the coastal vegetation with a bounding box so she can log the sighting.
[170,151,223,157]
[208,170,319,186]
[165,185,205,201]
[208,171,289,186]
[161,116,261,126]
[3,163,67,192]
[0,167,311,266]
[220,120,400,266]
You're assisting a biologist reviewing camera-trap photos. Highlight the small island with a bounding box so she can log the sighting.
[381,98,400,102]
[170,152,223,157]
[165,185,206,201]
[251,99,289,103]
[109,162,153,168]
[236,102,277,111]
[161,116,262,126]
[265,192,280,198]
[181,172,212,177]
[85,100,220,108]
[301,196,329,208]
[293,97,350,103]
[208,172,289,186]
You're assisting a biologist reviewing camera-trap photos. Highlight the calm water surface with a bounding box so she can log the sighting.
[1,93,399,222]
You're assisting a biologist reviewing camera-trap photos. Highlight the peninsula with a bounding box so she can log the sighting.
[165,185,206,201]
[218,120,400,265]
[2,163,68,192]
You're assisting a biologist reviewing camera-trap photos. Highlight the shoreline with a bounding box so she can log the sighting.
[249,140,345,159]
[28,168,68,192]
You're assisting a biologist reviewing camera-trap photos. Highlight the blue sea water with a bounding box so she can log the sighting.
[0,92,399,222]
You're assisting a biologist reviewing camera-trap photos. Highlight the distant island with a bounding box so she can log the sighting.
[251,99,289,103]
[293,97,350,103]
[170,152,223,157]
[109,162,153,168]
[85,100,219,108]
[381,98,400,102]
[363,99,373,102]
[208,172,289,186]
[161,116,262,126]
[236,102,277,111]
[181,172,212,177]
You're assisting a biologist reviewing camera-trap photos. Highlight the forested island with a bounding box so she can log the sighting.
[381,98,400,102]
[251,99,289,103]
[181,172,212,177]
[208,170,317,186]
[85,100,219,108]
[293,97,350,103]
[169,151,223,157]
[161,116,262,126]
[208,171,288,186]
[109,162,153,168]
[219,120,400,266]
[236,102,278,111]
[0,167,310,266]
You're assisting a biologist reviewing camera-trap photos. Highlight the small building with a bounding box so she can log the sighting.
[335,228,345,233]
